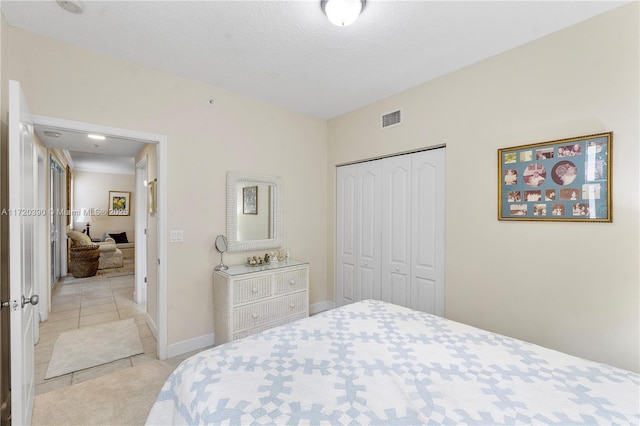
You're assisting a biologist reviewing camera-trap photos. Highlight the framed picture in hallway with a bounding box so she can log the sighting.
[148,180,157,215]
[498,132,612,222]
[108,190,131,216]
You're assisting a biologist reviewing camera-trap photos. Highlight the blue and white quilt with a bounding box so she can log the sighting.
[147,300,639,425]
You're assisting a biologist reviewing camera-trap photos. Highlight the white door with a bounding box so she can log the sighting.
[411,149,446,315]
[9,80,38,426]
[336,161,382,307]
[356,161,382,301]
[381,154,412,307]
[336,166,358,306]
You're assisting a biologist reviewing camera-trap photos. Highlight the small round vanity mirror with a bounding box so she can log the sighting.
[214,235,229,271]
[215,235,228,253]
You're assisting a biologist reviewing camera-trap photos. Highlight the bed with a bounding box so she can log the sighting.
[147,300,639,425]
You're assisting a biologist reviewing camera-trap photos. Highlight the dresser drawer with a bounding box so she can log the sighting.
[274,268,308,295]
[233,292,307,330]
[232,312,308,341]
[233,276,272,304]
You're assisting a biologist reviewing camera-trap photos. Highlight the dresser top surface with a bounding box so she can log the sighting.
[216,259,308,277]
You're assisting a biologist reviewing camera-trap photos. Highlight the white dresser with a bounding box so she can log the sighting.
[213,259,309,345]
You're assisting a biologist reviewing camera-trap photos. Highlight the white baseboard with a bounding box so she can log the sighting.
[310,300,335,315]
[146,313,158,340]
[167,333,215,359]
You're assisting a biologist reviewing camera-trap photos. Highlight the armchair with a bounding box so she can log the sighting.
[68,230,123,270]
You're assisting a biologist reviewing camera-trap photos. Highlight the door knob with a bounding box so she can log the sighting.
[22,294,39,308]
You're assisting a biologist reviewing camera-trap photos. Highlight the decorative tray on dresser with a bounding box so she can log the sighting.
[213,259,309,345]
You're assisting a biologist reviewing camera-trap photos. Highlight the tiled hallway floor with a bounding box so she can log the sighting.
[35,268,157,395]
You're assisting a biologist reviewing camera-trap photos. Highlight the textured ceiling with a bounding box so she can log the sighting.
[2,1,629,121]
[2,1,630,171]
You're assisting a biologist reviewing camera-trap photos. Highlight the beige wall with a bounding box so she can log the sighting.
[72,170,135,240]
[327,4,639,372]
[3,24,328,350]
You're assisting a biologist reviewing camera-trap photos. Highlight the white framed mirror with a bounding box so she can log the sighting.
[226,171,282,253]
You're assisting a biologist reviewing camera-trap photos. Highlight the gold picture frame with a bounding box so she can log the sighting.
[148,179,157,215]
[108,190,131,216]
[498,132,612,222]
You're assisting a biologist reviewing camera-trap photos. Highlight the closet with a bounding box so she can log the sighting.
[336,147,445,316]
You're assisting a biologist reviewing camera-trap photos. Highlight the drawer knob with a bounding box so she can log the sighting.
[252,287,258,293]
[364,262,368,267]
[395,267,400,272]
[289,279,295,285]
[289,303,295,308]
[252,313,258,319]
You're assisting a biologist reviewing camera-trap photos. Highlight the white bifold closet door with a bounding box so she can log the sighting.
[336,148,445,316]
[336,160,382,306]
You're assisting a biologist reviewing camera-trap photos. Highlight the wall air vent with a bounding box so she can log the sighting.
[381,109,402,129]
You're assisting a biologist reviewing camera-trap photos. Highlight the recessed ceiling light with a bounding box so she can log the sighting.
[88,134,106,140]
[57,0,84,14]
[44,131,61,138]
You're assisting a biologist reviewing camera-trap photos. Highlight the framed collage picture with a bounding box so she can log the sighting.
[498,132,612,222]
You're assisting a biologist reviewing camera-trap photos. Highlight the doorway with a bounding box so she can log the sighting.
[32,114,168,361]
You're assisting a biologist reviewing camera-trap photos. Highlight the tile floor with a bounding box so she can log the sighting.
[35,269,157,395]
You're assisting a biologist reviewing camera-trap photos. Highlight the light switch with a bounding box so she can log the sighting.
[170,230,184,243]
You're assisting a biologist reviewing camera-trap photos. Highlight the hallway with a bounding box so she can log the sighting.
[34,263,156,395]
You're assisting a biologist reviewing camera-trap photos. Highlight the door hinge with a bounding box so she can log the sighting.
[144,228,147,235]
[144,277,147,283]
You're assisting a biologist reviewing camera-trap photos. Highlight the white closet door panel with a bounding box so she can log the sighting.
[357,161,382,301]
[336,167,358,306]
[389,271,410,307]
[382,155,411,303]
[359,168,377,261]
[339,263,356,303]
[411,149,446,315]
[359,266,376,300]
[414,277,436,314]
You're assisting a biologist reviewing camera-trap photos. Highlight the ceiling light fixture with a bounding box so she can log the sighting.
[321,0,365,27]
[88,134,106,140]
[56,0,84,14]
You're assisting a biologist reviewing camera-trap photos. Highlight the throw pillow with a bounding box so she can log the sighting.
[68,230,92,246]
[109,232,129,244]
